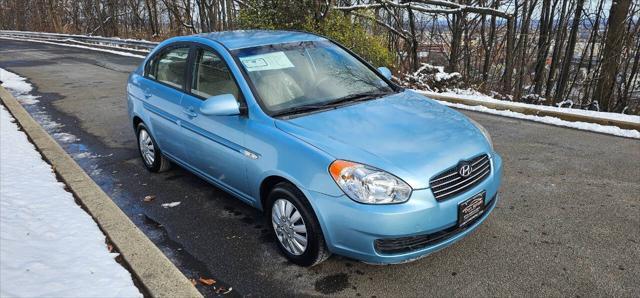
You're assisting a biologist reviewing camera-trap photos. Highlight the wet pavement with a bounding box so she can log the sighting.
[1,39,639,297]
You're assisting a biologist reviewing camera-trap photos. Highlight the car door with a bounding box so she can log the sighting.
[179,46,250,198]
[139,45,190,162]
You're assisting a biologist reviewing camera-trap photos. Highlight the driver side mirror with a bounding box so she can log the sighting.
[200,94,240,116]
[377,67,392,80]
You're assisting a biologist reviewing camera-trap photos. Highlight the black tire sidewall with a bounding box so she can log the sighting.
[136,123,162,172]
[267,183,324,266]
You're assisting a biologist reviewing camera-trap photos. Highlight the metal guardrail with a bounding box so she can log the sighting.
[0,30,158,55]
[419,91,640,131]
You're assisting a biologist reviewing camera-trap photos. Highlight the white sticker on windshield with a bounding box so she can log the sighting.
[240,52,294,72]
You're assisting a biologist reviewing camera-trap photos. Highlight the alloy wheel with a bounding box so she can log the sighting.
[138,129,155,166]
[271,198,308,255]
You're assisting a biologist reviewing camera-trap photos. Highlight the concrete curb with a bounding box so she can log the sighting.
[421,92,640,131]
[0,86,202,298]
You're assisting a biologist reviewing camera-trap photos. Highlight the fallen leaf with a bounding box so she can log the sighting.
[216,286,232,294]
[198,277,216,286]
[190,279,197,286]
[143,195,156,202]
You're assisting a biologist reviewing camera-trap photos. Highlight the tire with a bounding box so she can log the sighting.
[267,182,330,267]
[136,123,171,173]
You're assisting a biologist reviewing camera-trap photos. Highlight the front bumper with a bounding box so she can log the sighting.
[307,153,503,264]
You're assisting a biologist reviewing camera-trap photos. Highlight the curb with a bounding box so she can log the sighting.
[0,86,202,298]
[420,92,640,131]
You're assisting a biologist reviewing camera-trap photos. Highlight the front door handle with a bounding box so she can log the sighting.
[183,106,198,118]
[143,89,152,99]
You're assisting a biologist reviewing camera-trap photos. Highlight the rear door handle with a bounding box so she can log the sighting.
[183,106,198,118]
[143,89,152,99]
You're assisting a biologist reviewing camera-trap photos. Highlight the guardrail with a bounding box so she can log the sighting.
[0,30,158,55]
[418,91,640,131]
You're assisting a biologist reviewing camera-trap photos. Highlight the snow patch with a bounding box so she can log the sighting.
[73,151,96,159]
[0,68,32,94]
[53,132,79,143]
[1,68,38,104]
[1,68,82,147]
[404,63,463,92]
[162,202,181,208]
[0,106,141,297]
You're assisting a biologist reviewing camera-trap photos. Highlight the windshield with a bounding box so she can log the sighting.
[233,40,394,116]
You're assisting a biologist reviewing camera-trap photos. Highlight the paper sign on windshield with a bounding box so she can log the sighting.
[240,52,294,72]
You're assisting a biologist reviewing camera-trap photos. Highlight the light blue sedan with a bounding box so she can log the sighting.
[127,30,503,266]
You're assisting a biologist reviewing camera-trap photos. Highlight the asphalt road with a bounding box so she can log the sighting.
[1,39,639,297]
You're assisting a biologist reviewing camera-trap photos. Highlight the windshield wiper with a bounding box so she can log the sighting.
[271,103,336,117]
[273,90,394,117]
[325,90,393,106]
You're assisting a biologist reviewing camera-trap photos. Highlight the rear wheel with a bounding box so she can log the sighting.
[267,182,330,266]
[136,123,171,172]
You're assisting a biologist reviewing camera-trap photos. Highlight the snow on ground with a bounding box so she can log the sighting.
[0,106,141,297]
[0,69,39,105]
[417,89,640,124]
[1,68,85,150]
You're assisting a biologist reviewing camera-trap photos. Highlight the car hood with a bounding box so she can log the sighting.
[274,90,492,189]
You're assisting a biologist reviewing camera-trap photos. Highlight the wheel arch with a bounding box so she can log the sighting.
[259,175,295,211]
[133,115,144,131]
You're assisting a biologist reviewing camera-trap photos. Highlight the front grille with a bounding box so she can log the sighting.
[429,154,491,201]
[375,194,496,254]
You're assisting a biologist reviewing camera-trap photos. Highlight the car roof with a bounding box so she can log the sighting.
[194,30,326,50]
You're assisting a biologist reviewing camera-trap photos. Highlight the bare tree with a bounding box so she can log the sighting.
[592,0,632,111]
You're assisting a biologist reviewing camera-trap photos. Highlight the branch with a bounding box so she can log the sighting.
[334,0,512,19]
[350,11,409,40]
[411,0,512,19]
[335,1,459,15]
[334,3,385,12]
[233,0,253,9]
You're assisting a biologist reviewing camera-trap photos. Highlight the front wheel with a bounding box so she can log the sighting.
[136,123,171,172]
[267,182,330,266]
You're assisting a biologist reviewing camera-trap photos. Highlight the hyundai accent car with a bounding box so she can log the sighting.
[127,30,503,266]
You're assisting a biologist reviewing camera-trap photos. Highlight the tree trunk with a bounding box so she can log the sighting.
[553,0,585,104]
[481,0,498,87]
[532,0,552,95]
[619,41,639,112]
[502,17,515,95]
[514,0,535,101]
[448,13,463,73]
[592,0,631,111]
[582,0,605,101]
[544,0,569,99]
[407,5,420,72]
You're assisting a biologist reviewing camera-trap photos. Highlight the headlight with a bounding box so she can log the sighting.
[468,118,493,150]
[329,160,412,204]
